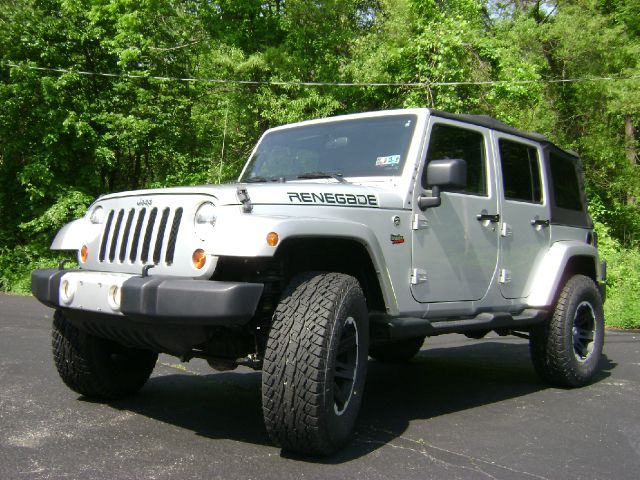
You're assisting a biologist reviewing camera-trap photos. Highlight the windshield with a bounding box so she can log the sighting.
[240,114,417,182]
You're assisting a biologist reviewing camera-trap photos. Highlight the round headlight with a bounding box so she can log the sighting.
[194,202,217,240]
[89,206,105,224]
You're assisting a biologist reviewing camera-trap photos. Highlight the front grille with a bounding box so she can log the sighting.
[98,207,184,266]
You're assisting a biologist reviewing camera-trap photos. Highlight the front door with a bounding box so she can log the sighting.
[494,133,551,299]
[411,120,500,303]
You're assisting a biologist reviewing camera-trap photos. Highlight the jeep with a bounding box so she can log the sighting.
[32,109,606,455]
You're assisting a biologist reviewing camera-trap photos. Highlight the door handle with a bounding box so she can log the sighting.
[476,213,500,223]
[531,218,550,227]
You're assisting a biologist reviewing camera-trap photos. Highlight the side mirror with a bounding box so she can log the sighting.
[418,159,467,210]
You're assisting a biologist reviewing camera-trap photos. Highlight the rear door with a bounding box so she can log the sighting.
[411,119,499,303]
[494,134,551,299]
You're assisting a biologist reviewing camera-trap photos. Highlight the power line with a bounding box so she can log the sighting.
[4,62,640,88]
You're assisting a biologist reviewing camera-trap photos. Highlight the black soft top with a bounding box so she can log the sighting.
[430,109,552,143]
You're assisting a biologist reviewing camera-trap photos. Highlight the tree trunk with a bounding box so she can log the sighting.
[625,115,637,205]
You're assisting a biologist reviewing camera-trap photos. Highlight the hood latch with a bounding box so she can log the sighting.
[236,187,253,213]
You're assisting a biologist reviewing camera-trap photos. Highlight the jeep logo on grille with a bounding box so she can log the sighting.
[137,199,152,207]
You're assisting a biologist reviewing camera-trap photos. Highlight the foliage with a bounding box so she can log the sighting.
[593,219,640,329]
[1,0,639,327]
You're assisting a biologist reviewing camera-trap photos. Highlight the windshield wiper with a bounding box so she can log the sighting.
[245,176,286,183]
[297,171,348,183]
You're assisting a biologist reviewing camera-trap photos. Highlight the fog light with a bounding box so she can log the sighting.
[60,279,74,304]
[80,245,88,263]
[192,249,206,269]
[267,232,279,247]
[108,285,121,311]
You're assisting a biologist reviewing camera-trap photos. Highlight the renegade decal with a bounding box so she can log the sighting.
[287,192,378,207]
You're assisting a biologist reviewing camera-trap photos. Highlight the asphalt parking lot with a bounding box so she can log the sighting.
[1,292,639,479]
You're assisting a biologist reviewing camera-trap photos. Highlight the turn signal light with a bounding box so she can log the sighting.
[267,232,279,247]
[80,245,88,263]
[192,249,206,269]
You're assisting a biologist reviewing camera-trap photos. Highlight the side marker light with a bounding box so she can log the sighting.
[267,232,279,247]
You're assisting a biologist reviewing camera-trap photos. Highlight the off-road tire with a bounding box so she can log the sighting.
[52,310,158,399]
[262,272,369,455]
[369,336,425,363]
[529,275,604,388]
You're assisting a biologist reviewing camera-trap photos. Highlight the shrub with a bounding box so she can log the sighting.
[594,221,640,329]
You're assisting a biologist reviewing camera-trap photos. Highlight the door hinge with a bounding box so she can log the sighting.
[501,222,512,238]
[410,268,428,285]
[412,214,429,230]
[499,268,512,284]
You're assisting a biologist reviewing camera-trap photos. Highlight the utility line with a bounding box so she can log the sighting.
[4,62,640,87]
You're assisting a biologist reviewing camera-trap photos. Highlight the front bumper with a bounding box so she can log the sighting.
[31,269,264,326]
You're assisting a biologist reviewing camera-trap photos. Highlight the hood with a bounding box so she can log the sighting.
[96,181,406,210]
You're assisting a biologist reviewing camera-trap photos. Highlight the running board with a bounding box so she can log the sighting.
[370,309,548,341]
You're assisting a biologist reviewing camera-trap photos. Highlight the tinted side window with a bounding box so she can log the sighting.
[550,152,583,210]
[499,139,542,203]
[423,124,487,195]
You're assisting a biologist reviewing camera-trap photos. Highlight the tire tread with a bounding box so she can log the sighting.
[530,275,604,388]
[262,272,366,455]
[52,310,157,399]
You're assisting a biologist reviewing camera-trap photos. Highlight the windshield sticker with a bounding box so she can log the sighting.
[376,155,401,167]
[287,191,378,207]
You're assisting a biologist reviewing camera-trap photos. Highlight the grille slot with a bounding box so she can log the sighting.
[130,208,147,262]
[109,209,125,262]
[165,207,183,265]
[98,205,182,266]
[99,210,115,262]
[119,209,135,262]
[153,208,170,264]
[140,207,158,263]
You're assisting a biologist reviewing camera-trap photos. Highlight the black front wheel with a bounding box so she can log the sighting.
[529,275,605,388]
[262,272,369,455]
[52,310,158,400]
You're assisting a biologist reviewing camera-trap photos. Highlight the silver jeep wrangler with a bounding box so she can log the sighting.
[32,109,606,455]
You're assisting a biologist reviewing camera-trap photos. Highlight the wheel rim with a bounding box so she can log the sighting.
[572,301,597,362]
[333,316,358,416]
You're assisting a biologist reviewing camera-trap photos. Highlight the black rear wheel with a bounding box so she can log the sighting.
[529,275,604,388]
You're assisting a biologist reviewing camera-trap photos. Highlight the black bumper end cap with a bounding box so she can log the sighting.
[31,269,66,308]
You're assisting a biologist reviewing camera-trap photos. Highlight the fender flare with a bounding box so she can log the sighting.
[527,241,602,307]
[50,219,102,250]
[209,213,397,314]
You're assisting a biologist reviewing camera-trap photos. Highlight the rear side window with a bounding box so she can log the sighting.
[499,139,542,203]
[424,124,487,195]
[550,152,583,210]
